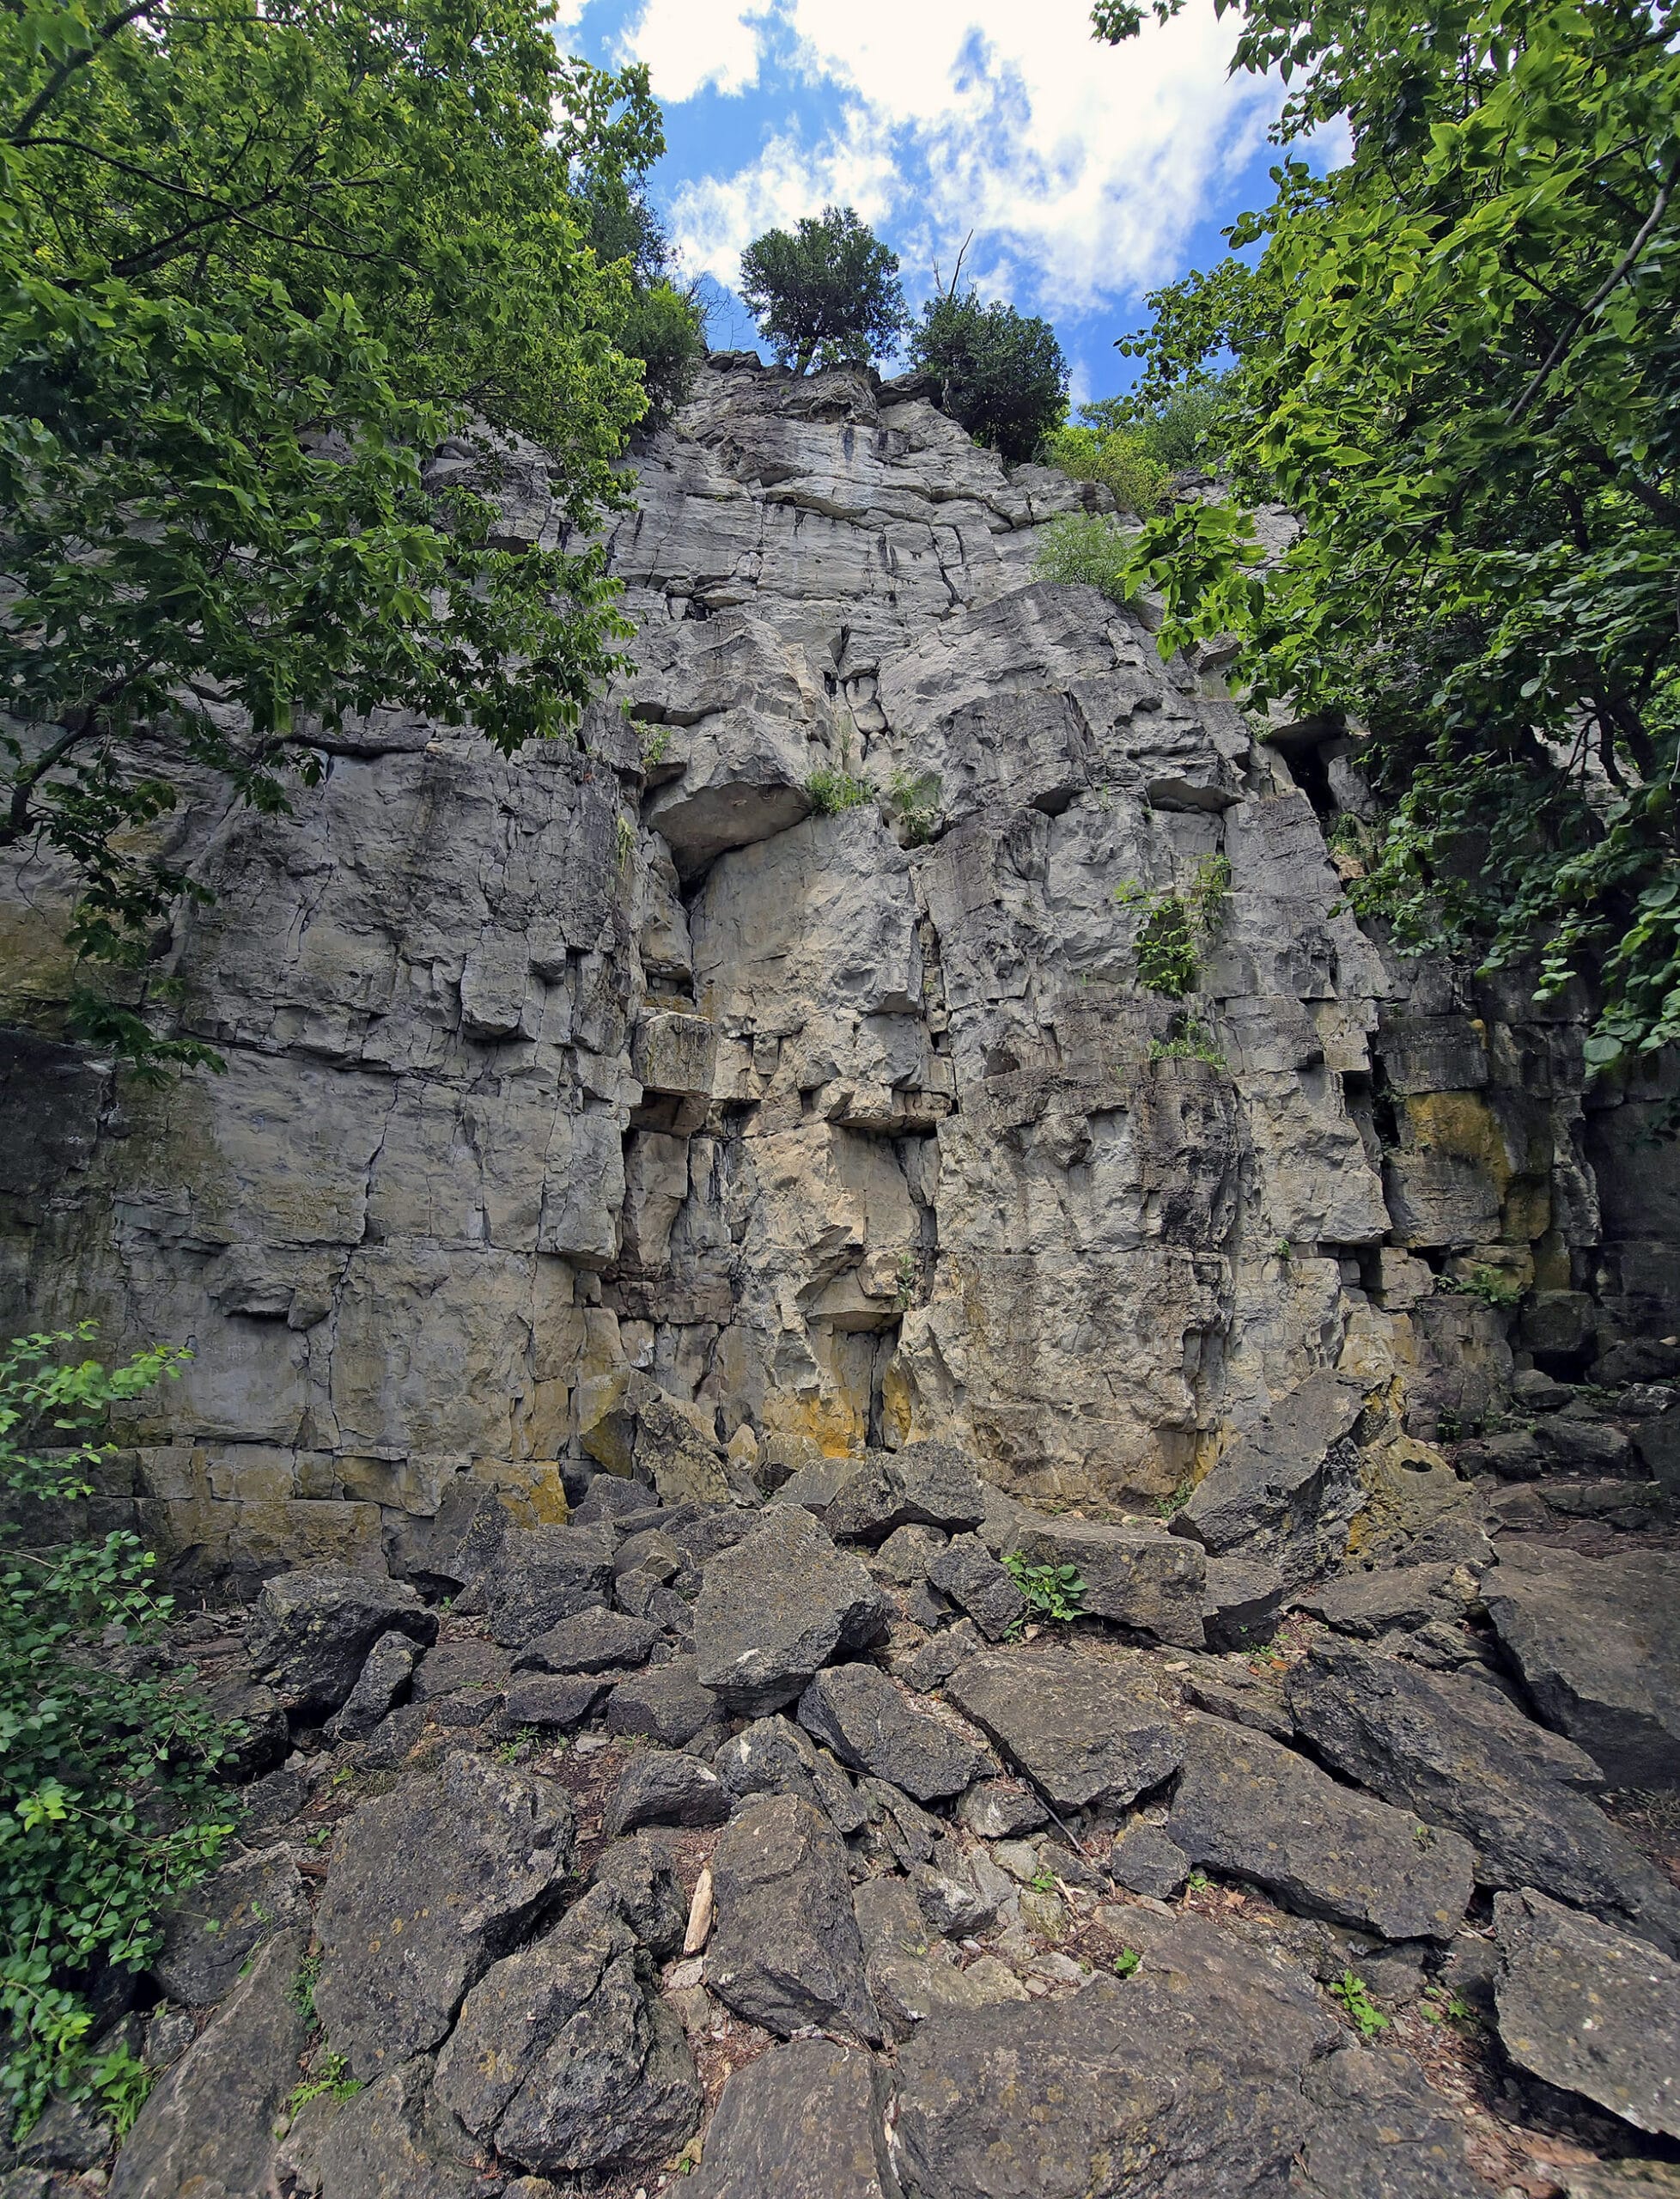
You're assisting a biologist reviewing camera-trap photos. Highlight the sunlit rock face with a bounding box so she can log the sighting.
[1,353,1665,1574]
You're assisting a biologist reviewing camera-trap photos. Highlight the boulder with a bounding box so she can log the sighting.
[244,1566,436,1717]
[705,1794,881,2042]
[797,1663,990,1802]
[408,1636,509,1705]
[1108,1822,1190,1900]
[853,1874,1022,2040]
[823,1442,989,1543]
[279,2054,478,2199]
[499,1671,610,1729]
[513,1605,666,1674]
[1494,1888,1680,2137]
[604,1749,730,1836]
[154,1843,310,2007]
[1166,1717,1475,1941]
[605,1655,721,1747]
[958,1778,1048,1840]
[460,1524,615,1649]
[1296,1564,1457,1639]
[1001,1518,1207,1648]
[1294,2042,1484,2198]
[1172,1371,1368,1587]
[1482,1547,1680,1791]
[925,1533,1026,1642]
[693,1505,886,1715]
[686,2038,903,2199]
[1201,1556,1287,1648]
[873,1522,951,1584]
[945,1647,1183,1811]
[588,1834,689,1958]
[313,1751,575,2077]
[326,1629,422,1743]
[110,1928,310,2199]
[433,1892,702,2177]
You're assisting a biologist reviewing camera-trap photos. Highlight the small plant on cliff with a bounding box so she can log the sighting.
[1004,1552,1087,1623]
[807,765,873,815]
[1329,1971,1390,2040]
[1116,855,1232,997]
[1147,1019,1227,1068]
[1033,512,1139,606]
[1437,1268,1523,1310]
[885,767,942,846]
[0,1328,240,2133]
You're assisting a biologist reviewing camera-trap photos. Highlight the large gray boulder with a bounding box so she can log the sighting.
[925,1532,1026,1641]
[853,1874,1024,2041]
[605,1654,721,1745]
[111,1928,310,2199]
[705,1793,881,2042]
[999,1516,1206,1648]
[822,1442,988,1543]
[694,1505,886,1715]
[1287,1637,1680,1952]
[1482,1547,1680,1791]
[244,1566,436,1717]
[1494,1888,1680,2137]
[434,1890,702,2176]
[797,1662,990,1802]
[313,1751,575,2076]
[687,2038,903,2199]
[1293,2042,1486,2199]
[1296,1562,1458,1639]
[154,1843,310,2007]
[513,1605,666,1673]
[460,1522,615,1648]
[326,1628,422,1742]
[1166,1717,1475,1941]
[944,1646,1183,1811]
[604,1747,730,1835]
[279,2054,480,2199]
[1172,1371,1368,1586]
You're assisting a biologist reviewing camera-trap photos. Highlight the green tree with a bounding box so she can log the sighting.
[1,1328,237,2132]
[1,0,661,1075]
[573,163,707,423]
[1093,0,1680,1076]
[909,285,1068,460]
[739,205,907,375]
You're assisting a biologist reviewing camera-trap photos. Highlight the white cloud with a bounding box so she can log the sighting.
[648,0,1281,317]
[622,0,773,101]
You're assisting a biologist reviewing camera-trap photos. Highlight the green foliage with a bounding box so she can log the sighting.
[885,767,941,845]
[806,765,873,815]
[1044,383,1229,514]
[1032,513,1140,605]
[1004,1552,1087,1622]
[573,163,707,423]
[1329,1970,1390,2039]
[1,0,656,1074]
[1113,1946,1142,1977]
[1421,1984,1479,2028]
[1093,0,1680,1075]
[909,287,1068,461]
[1147,1019,1227,1067]
[739,206,907,375]
[1042,424,1170,517]
[893,1252,917,1312]
[1028,1865,1059,1892]
[1,1327,239,2132]
[289,2050,362,2111]
[1150,1477,1195,1520]
[1437,1267,1524,1309]
[1115,856,1232,997]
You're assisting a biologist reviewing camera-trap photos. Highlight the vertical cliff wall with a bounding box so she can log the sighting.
[3,354,1675,1579]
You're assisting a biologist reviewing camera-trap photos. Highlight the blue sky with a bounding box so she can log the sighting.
[552,0,1333,409]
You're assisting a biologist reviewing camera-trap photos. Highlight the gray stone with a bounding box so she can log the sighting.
[898,1616,984,1692]
[958,1778,1048,1840]
[704,1794,881,2042]
[910,1840,1005,1937]
[110,1928,309,2199]
[1200,1555,1286,1648]
[1297,1564,1456,1639]
[873,1522,950,1584]
[604,1749,730,1835]
[924,1533,1026,1642]
[513,1605,665,1674]
[686,2038,903,2199]
[1494,1888,1680,2136]
[279,2055,478,2199]
[571,1471,660,1526]
[1108,1822,1190,1899]
[587,1833,688,1958]
[605,1655,721,1746]
[154,1843,309,2007]
[1166,1717,1475,1941]
[461,1524,615,1649]
[1174,1372,1368,1586]
[693,1505,887,1716]
[822,1443,989,1543]
[1535,1416,1635,1475]
[1178,1658,1294,1739]
[408,1636,508,1703]
[359,1700,426,1768]
[1632,1409,1680,1497]
[313,1750,575,2077]
[1482,1546,1680,1791]
[244,1567,435,1717]
[1294,2043,1483,2198]
[433,1893,702,2176]
[797,1663,990,1802]
[499,1670,608,1729]
[945,1646,1183,1811]
[1001,1516,1207,1648]
[15,2090,113,2172]
[852,1874,1015,2040]
[326,1628,421,1742]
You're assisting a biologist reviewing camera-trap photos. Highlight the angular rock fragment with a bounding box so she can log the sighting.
[1002,1517,1207,1648]
[1295,2042,1483,2198]
[462,1523,615,1648]
[693,1505,886,1715]
[687,2038,903,2199]
[513,1605,666,1674]
[604,1748,730,1836]
[823,1442,988,1543]
[244,1566,436,1717]
[1297,1563,1458,1639]
[408,1636,508,1704]
[705,1793,881,2041]
[1166,1718,1474,1941]
[1200,1555,1286,1648]
[1494,1888,1680,2136]
[945,1647,1183,1811]
[314,1751,575,2076]
[925,1532,1026,1642]
[154,1843,310,2007]
[326,1628,421,1742]
[605,1655,721,1746]
[1172,1371,1368,1586]
[873,1522,951,1583]
[588,1832,689,1958]
[1108,1821,1190,1899]
[853,1874,1020,2039]
[797,1662,990,1801]
[280,2053,480,2199]
[499,1670,609,1730]
[958,1777,1048,1839]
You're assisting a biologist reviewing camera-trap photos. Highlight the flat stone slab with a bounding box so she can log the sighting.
[798,1662,990,1801]
[1166,1716,1474,1941]
[694,1505,886,1716]
[945,1646,1183,1811]
[514,1605,666,1673]
[1495,1888,1680,2137]
[925,1532,1025,1642]
[1297,1563,1458,1638]
[854,1874,1024,2040]
[1001,1518,1207,1648]
[704,1793,881,2043]
[1482,1546,1680,1792]
[605,1656,721,1745]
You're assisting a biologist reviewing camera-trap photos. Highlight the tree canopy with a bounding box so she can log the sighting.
[739,205,908,375]
[908,285,1068,460]
[1093,0,1680,1081]
[1,0,666,1074]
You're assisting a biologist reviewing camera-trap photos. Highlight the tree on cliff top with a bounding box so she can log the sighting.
[0,0,666,1075]
[908,282,1068,461]
[739,206,908,375]
[1091,0,1680,1082]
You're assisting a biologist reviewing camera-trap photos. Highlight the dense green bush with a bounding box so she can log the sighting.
[909,289,1068,461]
[1,1330,237,2134]
[1043,383,1228,514]
[1032,512,1139,603]
[574,165,707,422]
[740,206,907,374]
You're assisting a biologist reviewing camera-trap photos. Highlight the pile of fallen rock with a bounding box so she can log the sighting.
[10,1435,1679,2199]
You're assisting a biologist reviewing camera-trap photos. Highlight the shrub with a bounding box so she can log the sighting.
[885,767,941,846]
[1,1328,239,2132]
[1004,1553,1087,1623]
[1040,424,1170,517]
[1080,381,1227,472]
[909,289,1068,461]
[575,167,708,424]
[1115,856,1231,998]
[740,207,907,375]
[1032,512,1138,605]
[806,766,873,814]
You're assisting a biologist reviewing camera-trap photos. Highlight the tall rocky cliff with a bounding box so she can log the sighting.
[3,352,1679,1581]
